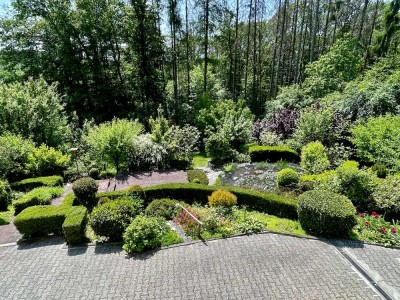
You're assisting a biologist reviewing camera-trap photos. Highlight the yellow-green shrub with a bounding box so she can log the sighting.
[208,190,237,207]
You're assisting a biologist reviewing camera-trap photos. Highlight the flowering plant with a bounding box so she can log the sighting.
[355,212,400,246]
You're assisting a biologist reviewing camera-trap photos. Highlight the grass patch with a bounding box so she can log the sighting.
[192,152,210,168]
[0,205,14,225]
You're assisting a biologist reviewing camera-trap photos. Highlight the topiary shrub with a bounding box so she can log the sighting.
[300,141,330,174]
[89,199,142,241]
[208,190,237,208]
[127,185,145,199]
[298,170,338,192]
[99,169,117,179]
[72,177,99,209]
[64,169,84,183]
[371,164,387,179]
[277,168,299,188]
[298,190,356,237]
[89,168,100,179]
[0,180,12,211]
[187,169,209,185]
[248,145,299,163]
[123,215,167,254]
[145,198,187,220]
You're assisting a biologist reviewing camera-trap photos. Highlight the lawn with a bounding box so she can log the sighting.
[192,152,210,168]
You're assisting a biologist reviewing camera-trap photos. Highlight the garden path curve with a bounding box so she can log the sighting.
[1,233,399,299]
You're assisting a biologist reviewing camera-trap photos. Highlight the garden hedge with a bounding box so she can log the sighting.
[13,194,88,244]
[98,183,298,220]
[11,176,64,192]
[248,145,299,163]
[13,187,63,215]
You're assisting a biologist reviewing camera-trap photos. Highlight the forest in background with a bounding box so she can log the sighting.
[0,0,398,126]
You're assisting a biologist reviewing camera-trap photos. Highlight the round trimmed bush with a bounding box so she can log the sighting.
[145,198,187,219]
[0,180,12,211]
[123,215,167,254]
[208,190,237,207]
[72,177,99,208]
[90,199,142,241]
[298,190,356,237]
[127,185,145,199]
[277,168,299,188]
[89,168,100,179]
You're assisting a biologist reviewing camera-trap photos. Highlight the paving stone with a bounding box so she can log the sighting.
[0,234,382,299]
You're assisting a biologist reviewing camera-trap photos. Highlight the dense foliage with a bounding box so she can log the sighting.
[277,168,299,188]
[298,190,357,238]
[72,177,99,209]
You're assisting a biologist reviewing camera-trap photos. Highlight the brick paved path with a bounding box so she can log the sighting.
[0,234,388,299]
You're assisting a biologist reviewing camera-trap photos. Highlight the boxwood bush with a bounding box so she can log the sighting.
[89,198,143,241]
[298,190,356,237]
[145,198,187,219]
[11,176,64,192]
[72,177,99,209]
[98,183,298,220]
[277,168,299,188]
[13,187,63,215]
[187,169,209,185]
[248,145,299,163]
[13,194,88,244]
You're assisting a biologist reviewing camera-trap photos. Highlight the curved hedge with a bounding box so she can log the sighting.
[98,183,298,220]
[248,145,299,163]
[11,176,64,192]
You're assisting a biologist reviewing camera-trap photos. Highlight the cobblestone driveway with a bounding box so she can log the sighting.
[0,234,386,300]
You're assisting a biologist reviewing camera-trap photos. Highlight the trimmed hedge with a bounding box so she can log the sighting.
[298,190,356,238]
[13,194,88,244]
[187,169,209,185]
[277,168,299,188]
[248,145,299,163]
[98,183,298,220]
[13,187,63,215]
[11,176,64,192]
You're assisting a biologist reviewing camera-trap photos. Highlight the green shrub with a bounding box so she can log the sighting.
[277,168,299,188]
[99,169,117,179]
[11,176,64,192]
[0,180,12,211]
[298,190,356,237]
[248,145,299,163]
[145,198,187,219]
[350,115,400,170]
[123,216,167,253]
[0,133,35,181]
[187,169,209,185]
[14,204,87,244]
[208,190,237,208]
[90,199,142,241]
[127,185,145,199]
[13,187,63,215]
[89,168,100,179]
[372,175,400,219]
[64,169,84,182]
[27,145,70,176]
[98,197,111,205]
[72,177,99,208]
[298,171,338,191]
[371,164,388,179]
[300,142,330,174]
[161,228,184,247]
[336,161,374,211]
[235,217,265,234]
